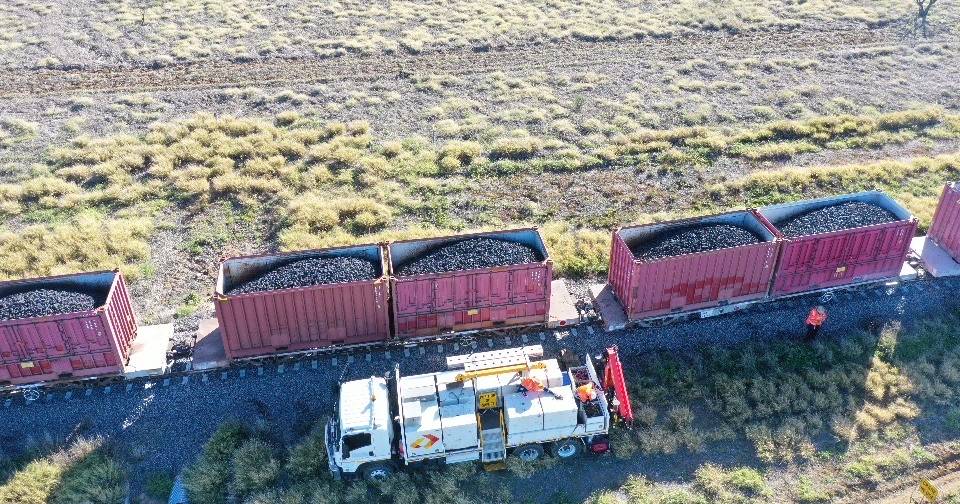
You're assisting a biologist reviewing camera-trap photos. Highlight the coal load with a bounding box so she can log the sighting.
[776,202,898,237]
[631,224,762,261]
[397,237,542,276]
[0,289,96,321]
[228,256,377,295]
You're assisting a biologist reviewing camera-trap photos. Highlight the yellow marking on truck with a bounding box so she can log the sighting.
[478,391,498,409]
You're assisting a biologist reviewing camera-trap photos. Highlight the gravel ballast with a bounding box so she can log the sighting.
[630,224,762,261]
[776,201,899,237]
[396,237,542,276]
[227,256,377,295]
[0,289,97,321]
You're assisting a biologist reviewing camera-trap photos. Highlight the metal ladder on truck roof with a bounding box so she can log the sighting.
[479,409,506,468]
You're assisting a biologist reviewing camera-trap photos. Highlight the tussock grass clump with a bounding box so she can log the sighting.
[46,114,372,208]
[0,117,39,147]
[540,222,609,278]
[0,438,124,504]
[695,464,769,502]
[285,193,393,235]
[0,212,152,281]
[608,108,957,164]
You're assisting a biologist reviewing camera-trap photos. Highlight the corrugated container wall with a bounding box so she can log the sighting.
[758,191,916,296]
[928,182,960,263]
[389,228,552,338]
[214,244,391,360]
[0,270,138,385]
[608,210,779,321]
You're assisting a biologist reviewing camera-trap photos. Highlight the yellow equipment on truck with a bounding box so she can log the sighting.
[326,345,622,481]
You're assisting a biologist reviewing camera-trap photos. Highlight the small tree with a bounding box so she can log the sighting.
[915,0,938,37]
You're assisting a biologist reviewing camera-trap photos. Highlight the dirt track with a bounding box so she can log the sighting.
[0,26,912,98]
[838,443,960,503]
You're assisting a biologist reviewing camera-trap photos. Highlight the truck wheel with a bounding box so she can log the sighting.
[514,444,544,462]
[361,462,395,482]
[551,439,583,459]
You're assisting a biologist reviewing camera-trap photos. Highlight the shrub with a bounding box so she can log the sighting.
[727,468,767,495]
[621,475,653,503]
[51,451,127,504]
[0,459,63,504]
[609,426,639,460]
[232,439,280,498]
[145,472,175,500]
[585,490,623,504]
[0,438,107,504]
[666,406,694,431]
[287,423,328,480]
[183,423,250,504]
[794,476,830,503]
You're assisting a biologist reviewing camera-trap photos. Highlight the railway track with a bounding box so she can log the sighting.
[0,26,919,98]
[0,319,556,401]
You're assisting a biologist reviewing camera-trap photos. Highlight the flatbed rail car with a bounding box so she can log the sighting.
[326,345,631,481]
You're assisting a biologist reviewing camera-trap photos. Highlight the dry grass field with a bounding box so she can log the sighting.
[2,1,960,502]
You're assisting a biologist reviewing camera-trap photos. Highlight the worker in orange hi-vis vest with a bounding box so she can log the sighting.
[577,382,597,402]
[804,306,827,342]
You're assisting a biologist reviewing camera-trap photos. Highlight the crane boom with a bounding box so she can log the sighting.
[455,362,546,382]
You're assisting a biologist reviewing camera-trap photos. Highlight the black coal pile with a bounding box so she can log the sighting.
[776,201,898,237]
[0,289,96,321]
[228,256,377,295]
[396,237,542,276]
[631,224,762,261]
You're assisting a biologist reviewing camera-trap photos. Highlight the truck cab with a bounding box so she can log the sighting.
[326,376,395,481]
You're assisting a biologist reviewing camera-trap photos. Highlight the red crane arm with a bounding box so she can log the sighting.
[602,346,634,423]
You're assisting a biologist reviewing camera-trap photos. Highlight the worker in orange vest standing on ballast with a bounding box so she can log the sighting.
[804,306,827,342]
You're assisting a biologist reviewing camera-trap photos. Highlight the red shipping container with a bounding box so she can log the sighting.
[389,228,552,338]
[928,182,960,263]
[0,270,138,385]
[214,244,391,360]
[758,191,916,296]
[608,210,780,321]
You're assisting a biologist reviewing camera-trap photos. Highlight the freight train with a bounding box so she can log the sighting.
[3,186,960,392]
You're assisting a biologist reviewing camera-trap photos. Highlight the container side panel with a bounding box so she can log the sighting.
[217,278,391,359]
[607,233,635,313]
[771,219,915,295]
[0,275,139,383]
[393,263,551,338]
[626,241,777,320]
[929,184,960,263]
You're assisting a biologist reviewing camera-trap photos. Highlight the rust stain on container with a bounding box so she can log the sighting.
[214,243,391,360]
[608,210,779,321]
[758,191,916,296]
[388,228,553,338]
[0,270,138,385]
[928,182,960,263]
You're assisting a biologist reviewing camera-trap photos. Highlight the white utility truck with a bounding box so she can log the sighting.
[326,345,622,481]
